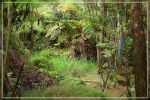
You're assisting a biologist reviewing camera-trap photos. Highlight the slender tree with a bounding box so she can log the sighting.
[97,0,106,68]
[3,3,11,97]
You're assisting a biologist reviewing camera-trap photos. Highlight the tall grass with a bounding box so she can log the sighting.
[29,49,97,83]
[50,50,96,77]
[22,85,105,97]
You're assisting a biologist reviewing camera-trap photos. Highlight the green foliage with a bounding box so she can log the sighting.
[60,20,82,30]
[59,75,77,84]
[22,85,105,97]
[49,50,96,76]
[82,20,95,35]
[82,15,101,35]
[45,20,81,38]
[123,36,133,66]
[34,22,45,34]
[10,26,31,58]
[109,73,118,84]
[45,24,61,38]
[16,21,45,38]
[97,39,116,59]
[29,49,53,70]
[56,34,67,46]
[33,40,49,51]
[29,49,96,79]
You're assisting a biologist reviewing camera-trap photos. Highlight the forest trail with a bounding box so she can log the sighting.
[106,84,127,97]
[21,58,127,97]
[79,70,127,97]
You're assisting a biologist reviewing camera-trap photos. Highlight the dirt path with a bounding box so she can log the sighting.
[105,84,127,97]
[79,70,127,97]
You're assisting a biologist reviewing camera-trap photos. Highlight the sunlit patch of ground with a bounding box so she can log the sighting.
[79,69,127,97]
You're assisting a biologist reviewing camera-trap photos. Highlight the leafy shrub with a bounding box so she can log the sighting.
[29,49,53,70]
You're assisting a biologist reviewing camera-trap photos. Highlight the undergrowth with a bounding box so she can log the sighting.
[23,48,105,97]
[22,85,105,97]
[29,48,96,79]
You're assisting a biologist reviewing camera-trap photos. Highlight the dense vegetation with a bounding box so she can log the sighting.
[1,0,149,99]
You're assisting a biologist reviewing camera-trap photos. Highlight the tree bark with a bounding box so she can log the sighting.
[3,3,11,97]
[131,2,147,97]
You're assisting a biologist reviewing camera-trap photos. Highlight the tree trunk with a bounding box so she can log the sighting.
[29,22,34,49]
[97,0,106,68]
[3,3,11,97]
[131,2,147,97]
[11,63,24,97]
